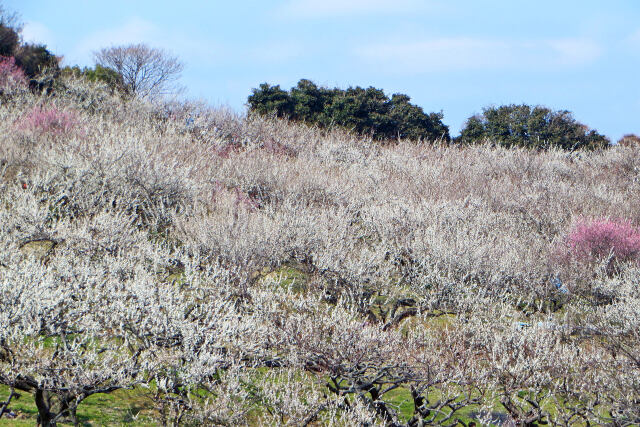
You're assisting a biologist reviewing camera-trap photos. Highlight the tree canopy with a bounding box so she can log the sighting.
[248,79,450,142]
[14,43,58,78]
[0,4,20,57]
[458,104,610,150]
[94,44,184,100]
[61,64,125,93]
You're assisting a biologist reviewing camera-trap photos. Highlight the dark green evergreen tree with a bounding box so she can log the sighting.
[289,79,327,123]
[325,86,395,138]
[389,94,449,141]
[247,83,294,118]
[248,79,449,142]
[0,23,18,57]
[0,5,20,57]
[458,104,609,150]
[14,43,58,78]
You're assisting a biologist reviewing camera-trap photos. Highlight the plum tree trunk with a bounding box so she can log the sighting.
[35,389,56,426]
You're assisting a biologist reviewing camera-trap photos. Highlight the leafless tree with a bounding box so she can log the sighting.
[94,43,184,100]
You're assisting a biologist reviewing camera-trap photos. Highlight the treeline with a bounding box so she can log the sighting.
[248,80,613,150]
[0,4,625,151]
[458,104,610,150]
[247,79,450,142]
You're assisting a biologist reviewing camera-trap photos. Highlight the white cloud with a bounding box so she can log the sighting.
[356,38,511,72]
[66,18,227,68]
[280,0,430,17]
[70,18,157,64]
[21,21,55,45]
[60,16,306,72]
[355,37,602,74]
[548,39,602,65]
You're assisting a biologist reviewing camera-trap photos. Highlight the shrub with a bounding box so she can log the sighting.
[0,5,20,56]
[0,55,26,89]
[61,64,125,94]
[564,217,640,264]
[458,104,610,150]
[0,23,19,56]
[617,133,640,147]
[247,82,294,118]
[17,105,81,136]
[389,93,449,141]
[247,79,450,142]
[14,43,59,78]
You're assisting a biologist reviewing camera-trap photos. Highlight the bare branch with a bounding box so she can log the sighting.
[94,43,184,100]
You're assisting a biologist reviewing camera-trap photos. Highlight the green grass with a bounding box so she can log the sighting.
[372,385,492,425]
[0,368,591,426]
[0,267,604,426]
[258,263,310,294]
[0,385,157,426]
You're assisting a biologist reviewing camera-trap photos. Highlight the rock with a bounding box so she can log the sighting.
[19,239,57,260]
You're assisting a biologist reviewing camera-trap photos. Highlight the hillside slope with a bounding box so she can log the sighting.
[0,78,639,425]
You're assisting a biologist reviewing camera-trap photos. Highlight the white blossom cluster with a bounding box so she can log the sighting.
[0,76,638,425]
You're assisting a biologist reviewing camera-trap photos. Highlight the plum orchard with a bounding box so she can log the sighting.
[0,75,639,425]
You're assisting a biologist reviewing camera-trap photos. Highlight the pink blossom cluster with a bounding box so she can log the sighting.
[17,105,81,136]
[0,56,27,89]
[565,217,640,263]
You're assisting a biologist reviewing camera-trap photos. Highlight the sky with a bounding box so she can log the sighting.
[5,0,640,140]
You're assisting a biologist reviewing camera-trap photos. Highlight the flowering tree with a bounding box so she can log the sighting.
[16,105,81,136]
[0,75,639,425]
[0,55,26,89]
[565,218,640,263]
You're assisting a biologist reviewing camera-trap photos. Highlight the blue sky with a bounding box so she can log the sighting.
[6,0,640,140]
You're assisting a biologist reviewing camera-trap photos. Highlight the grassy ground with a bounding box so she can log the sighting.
[0,377,497,426]
[0,385,157,426]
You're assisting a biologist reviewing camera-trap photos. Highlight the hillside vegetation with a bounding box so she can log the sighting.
[248,79,450,142]
[1,76,640,426]
[246,80,610,150]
